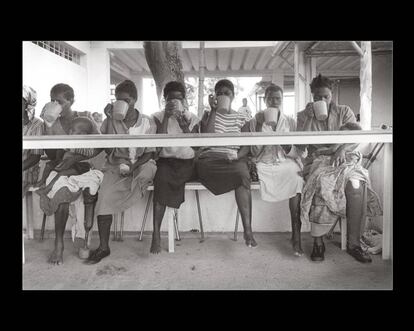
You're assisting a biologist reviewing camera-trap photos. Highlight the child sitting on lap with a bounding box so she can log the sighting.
[35,117,95,196]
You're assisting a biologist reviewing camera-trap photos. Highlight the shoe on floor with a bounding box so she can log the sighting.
[84,247,110,265]
[310,242,325,262]
[347,246,372,263]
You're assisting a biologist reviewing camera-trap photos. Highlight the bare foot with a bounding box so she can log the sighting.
[150,234,161,254]
[48,247,64,265]
[292,240,304,257]
[74,237,86,249]
[244,232,258,248]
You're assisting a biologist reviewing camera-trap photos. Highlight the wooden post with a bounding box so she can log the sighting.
[23,232,25,264]
[382,143,393,260]
[305,56,317,104]
[198,41,206,119]
[350,41,364,57]
[131,74,144,111]
[294,43,307,114]
[359,41,372,130]
[25,191,34,239]
[341,218,347,250]
[168,207,175,253]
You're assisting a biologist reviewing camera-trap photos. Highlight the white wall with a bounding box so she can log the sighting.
[23,42,90,113]
[338,79,360,115]
[372,54,393,127]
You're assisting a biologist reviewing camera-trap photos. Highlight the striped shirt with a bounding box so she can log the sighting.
[199,110,248,160]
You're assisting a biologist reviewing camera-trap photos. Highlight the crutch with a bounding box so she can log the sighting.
[40,213,47,242]
[326,142,384,239]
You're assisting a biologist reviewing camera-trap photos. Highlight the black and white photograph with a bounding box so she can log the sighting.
[22,40,393,290]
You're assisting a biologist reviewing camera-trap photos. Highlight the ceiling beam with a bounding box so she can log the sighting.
[350,41,364,57]
[217,48,231,71]
[205,49,217,71]
[318,56,342,70]
[341,57,360,70]
[267,56,284,70]
[94,41,277,50]
[187,49,199,70]
[184,41,276,49]
[271,41,289,57]
[231,48,246,71]
[110,58,132,78]
[328,56,359,70]
[123,51,146,72]
[306,49,392,57]
[125,49,149,71]
[243,48,262,70]
[112,51,142,71]
[255,48,273,70]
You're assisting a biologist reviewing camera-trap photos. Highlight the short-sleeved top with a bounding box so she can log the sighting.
[249,110,294,164]
[237,106,252,120]
[101,111,156,165]
[152,110,199,160]
[199,110,249,160]
[296,102,356,154]
[23,117,44,159]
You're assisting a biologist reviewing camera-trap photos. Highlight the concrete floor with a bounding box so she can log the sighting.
[23,232,392,290]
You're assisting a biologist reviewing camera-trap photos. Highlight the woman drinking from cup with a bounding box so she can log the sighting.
[150,81,200,254]
[85,80,157,264]
[39,83,101,265]
[249,84,305,256]
[297,74,382,263]
[196,79,257,248]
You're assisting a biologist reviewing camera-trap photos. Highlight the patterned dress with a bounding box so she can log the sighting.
[297,103,383,236]
[94,110,157,216]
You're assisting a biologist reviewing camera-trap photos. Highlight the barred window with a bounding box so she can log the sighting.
[32,41,81,65]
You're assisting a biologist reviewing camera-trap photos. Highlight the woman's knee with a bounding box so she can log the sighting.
[235,161,250,180]
[83,188,98,205]
[345,180,363,197]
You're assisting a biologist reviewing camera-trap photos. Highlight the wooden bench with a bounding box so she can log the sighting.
[113,181,261,253]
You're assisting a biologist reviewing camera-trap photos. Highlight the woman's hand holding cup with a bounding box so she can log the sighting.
[119,163,131,176]
[305,102,314,117]
[165,99,179,118]
[42,101,63,126]
[208,94,218,112]
[104,103,113,118]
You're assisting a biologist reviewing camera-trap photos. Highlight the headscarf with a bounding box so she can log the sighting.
[23,85,37,121]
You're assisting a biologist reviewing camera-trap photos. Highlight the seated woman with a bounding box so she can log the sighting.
[40,83,102,265]
[196,79,257,248]
[249,84,305,256]
[297,74,382,263]
[150,81,199,254]
[35,116,97,196]
[85,80,157,264]
[23,85,43,197]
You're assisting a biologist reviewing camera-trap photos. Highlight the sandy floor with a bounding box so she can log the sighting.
[22,232,392,290]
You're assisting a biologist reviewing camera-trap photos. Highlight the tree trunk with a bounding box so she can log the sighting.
[143,41,185,106]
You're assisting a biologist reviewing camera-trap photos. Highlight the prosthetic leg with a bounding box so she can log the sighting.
[79,188,98,259]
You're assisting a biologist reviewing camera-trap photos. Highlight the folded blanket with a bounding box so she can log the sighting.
[46,169,104,199]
